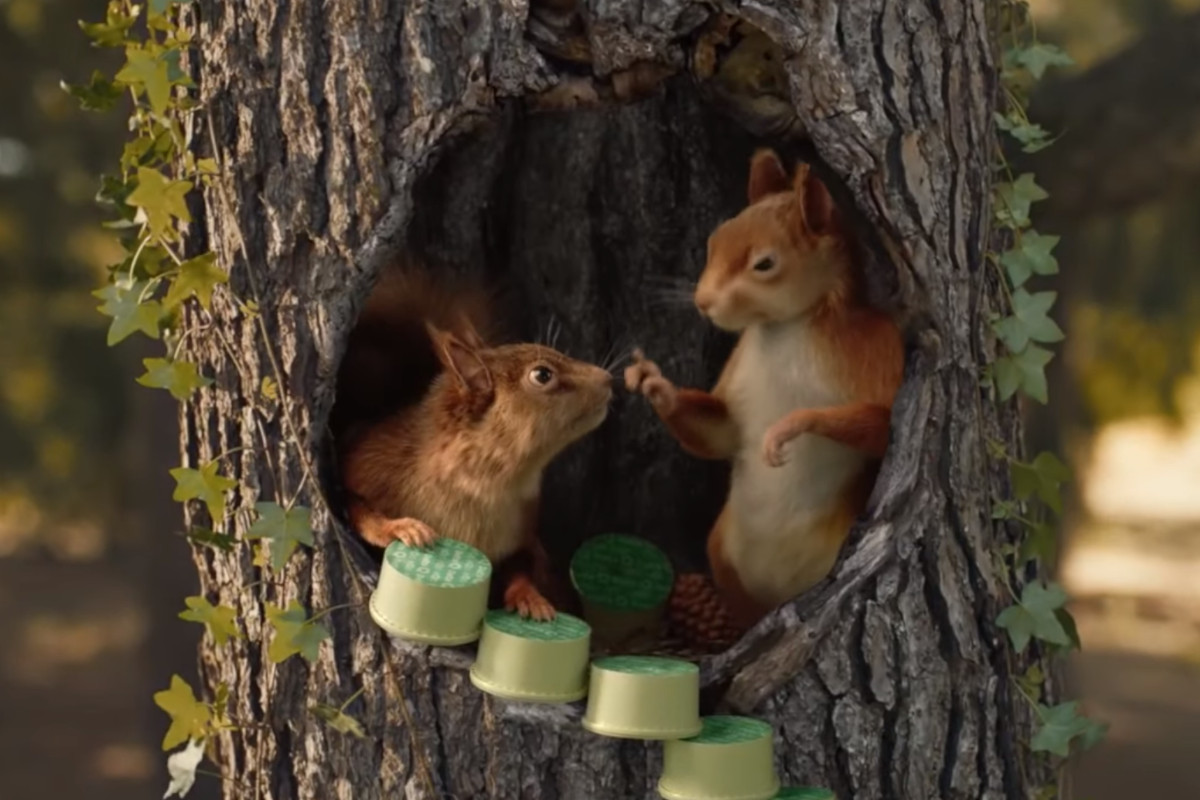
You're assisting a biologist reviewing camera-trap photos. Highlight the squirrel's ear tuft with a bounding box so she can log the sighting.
[426,321,494,397]
[793,162,838,236]
[747,148,790,204]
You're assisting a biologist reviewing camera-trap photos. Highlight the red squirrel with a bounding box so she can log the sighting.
[625,149,904,630]
[334,265,613,620]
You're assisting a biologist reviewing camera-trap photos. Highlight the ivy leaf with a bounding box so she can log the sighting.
[993,343,1053,403]
[1014,43,1074,80]
[1012,451,1071,514]
[1031,701,1095,757]
[260,377,278,402]
[1017,663,1045,699]
[163,738,206,799]
[1055,607,1082,651]
[993,290,1064,352]
[61,70,123,112]
[116,48,173,115]
[310,703,367,738]
[153,675,212,751]
[995,580,1070,652]
[266,601,330,664]
[126,167,193,240]
[995,173,1048,229]
[1079,717,1109,751]
[179,596,242,647]
[999,231,1059,288]
[1020,520,1058,565]
[776,791,835,800]
[993,112,1052,153]
[93,280,164,345]
[185,527,236,552]
[163,253,227,310]
[245,503,314,570]
[137,358,212,400]
[79,7,137,47]
[170,461,236,521]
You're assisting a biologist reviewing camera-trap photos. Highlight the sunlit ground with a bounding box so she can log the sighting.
[1066,413,1200,800]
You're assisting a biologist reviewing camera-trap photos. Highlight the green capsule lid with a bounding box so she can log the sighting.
[593,655,698,676]
[685,715,772,744]
[483,609,590,641]
[775,789,836,799]
[570,533,674,611]
[384,538,491,588]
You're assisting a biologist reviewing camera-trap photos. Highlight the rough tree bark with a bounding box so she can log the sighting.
[183,0,1052,798]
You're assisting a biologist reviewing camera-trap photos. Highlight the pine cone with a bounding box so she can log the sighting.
[666,573,743,653]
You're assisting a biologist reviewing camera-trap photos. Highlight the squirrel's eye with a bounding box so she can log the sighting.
[752,256,775,273]
[529,366,554,386]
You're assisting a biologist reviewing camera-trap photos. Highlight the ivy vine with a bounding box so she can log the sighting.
[989,0,1107,793]
[66,0,1105,796]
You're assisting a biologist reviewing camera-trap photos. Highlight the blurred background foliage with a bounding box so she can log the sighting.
[0,0,131,558]
[1,0,1199,798]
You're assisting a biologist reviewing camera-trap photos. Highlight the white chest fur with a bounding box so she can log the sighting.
[720,321,866,603]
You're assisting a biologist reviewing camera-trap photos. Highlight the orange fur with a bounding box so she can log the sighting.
[336,266,613,618]
[630,150,904,630]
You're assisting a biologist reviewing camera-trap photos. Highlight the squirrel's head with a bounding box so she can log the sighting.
[426,321,613,466]
[694,149,852,331]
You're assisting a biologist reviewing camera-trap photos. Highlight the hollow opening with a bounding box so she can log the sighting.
[333,66,892,664]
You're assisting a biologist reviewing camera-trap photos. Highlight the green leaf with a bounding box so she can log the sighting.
[993,112,1052,152]
[93,280,164,345]
[1020,520,1058,565]
[153,675,212,751]
[1017,663,1045,699]
[61,71,124,112]
[245,503,314,570]
[260,377,278,402]
[150,0,186,14]
[1014,43,1074,80]
[1031,701,1095,757]
[266,601,330,664]
[993,343,1053,403]
[1079,717,1109,751]
[1055,607,1082,650]
[185,527,237,552]
[1012,451,1070,513]
[116,47,173,115]
[136,357,212,400]
[164,253,227,310]
[79,7,137,47]
[179,596,242,647]
[126,167,193,240]
[999,231,1059,288]
[170,461,236,521]
[995,580,1070,652]
[991,499,1019,520]
[995,173,1049,229]
[310,703,367,738]
[993,290,1064,352]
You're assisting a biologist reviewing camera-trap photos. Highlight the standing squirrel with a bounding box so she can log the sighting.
[334,265,614,620]
[626,149,903,630]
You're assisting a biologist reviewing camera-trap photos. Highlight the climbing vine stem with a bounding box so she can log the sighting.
[988,0,1108,793]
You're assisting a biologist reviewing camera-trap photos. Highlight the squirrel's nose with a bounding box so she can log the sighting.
[694,290,714,315]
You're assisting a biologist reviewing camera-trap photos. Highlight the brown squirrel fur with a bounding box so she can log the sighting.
[626,150,904,630]
[334,264,613,620]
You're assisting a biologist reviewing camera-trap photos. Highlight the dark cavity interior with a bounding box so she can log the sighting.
[404,80,764,579]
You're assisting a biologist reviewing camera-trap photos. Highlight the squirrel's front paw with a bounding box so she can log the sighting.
[387,517,439,549]
[504,576,557,621]
[625,349,679,415]
[762,414,809,468]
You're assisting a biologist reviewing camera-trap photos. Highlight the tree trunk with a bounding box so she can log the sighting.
[183,0,1050,797]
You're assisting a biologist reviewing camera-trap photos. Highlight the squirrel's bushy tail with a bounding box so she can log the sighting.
[330,262,497,443]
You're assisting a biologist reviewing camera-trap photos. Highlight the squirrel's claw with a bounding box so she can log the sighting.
[504,576,557,621]
[625,350,679,415]
[388,517,439,549]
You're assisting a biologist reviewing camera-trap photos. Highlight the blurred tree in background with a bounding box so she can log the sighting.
[0,0,130,556]
[1030,0,1200,432]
